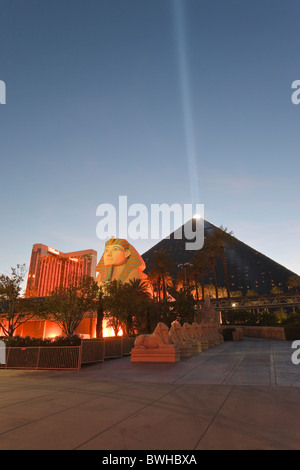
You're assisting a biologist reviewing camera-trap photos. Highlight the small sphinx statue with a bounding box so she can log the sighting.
[131,322,180,362]
[200,295,222,345]
[169,320,193,358]
[134,322,170,349]
[182,322,202,353]
[201,294,216,324]
[192,321,209,350]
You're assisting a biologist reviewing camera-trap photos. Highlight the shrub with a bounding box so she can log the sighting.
[49,335,82,346]
[0,336,50,347]
[283,312,300,326]
[1,334,82,347]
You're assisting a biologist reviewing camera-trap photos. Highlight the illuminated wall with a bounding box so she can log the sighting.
[15,320,63,338]
[10,316,122,339]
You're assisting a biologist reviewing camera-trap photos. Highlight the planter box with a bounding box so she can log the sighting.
[0,336,136,370]
[81,339,104,364]
[1,346,81,370]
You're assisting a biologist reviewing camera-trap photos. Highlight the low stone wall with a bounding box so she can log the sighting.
[240,326,286,340]
[232,328,244,340]
[220,326,244,341]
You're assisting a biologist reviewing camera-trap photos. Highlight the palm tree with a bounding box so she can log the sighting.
[147,270,161,300]
[204,237,219,299]
[125,279,151,335]
[176,263,194,292]
[148,250,174,300]
[189,264,201,301]
[127,278,151,299]
[204,284,227,299]
[192,250,209,300]
[167,286,196,324]
[287,275,300,294]
[209,226,235,298]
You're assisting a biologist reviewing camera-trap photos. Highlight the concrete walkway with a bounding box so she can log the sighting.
[0,337,300,450]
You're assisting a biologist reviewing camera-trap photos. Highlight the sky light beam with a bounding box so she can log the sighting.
[173,0,200,207]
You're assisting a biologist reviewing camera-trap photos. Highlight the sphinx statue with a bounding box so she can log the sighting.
[182,322,202,353]
[134,322,170,349]
[169,320,193,358]
[192,322,209,350]
[131,322,180,363]
[96,237,149,286]
[199,295,223,345]
[96,237,151,339]
[201,294,216,324]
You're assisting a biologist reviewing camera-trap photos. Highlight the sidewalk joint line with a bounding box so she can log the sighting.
[72,383,185,450]
[192,385,234,450]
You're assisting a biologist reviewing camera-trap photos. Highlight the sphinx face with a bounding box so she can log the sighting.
[103,244,130,267]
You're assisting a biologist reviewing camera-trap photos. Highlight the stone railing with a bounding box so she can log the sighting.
[238,326,286,340]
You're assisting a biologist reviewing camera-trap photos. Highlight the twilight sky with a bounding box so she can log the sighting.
[0,0,299,281]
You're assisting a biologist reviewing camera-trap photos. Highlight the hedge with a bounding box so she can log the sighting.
[0,335,82,347]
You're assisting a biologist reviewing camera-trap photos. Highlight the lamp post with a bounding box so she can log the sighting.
[178,263,194,291]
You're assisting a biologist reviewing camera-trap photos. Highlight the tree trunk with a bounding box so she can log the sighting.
[157,277,161,301]
[126,314,133,336]
[194,273,199,301]
[8,322,15,337]
[96,291,104,338]
[220,247,231,299]
[200,268,205,300]
[96,307,104,338]
[210,256,219,299]
[162,276,166,300]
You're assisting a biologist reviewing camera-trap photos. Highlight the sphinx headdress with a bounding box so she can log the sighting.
[96,237,146,283]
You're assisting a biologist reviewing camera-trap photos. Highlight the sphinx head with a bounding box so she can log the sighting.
[103,238,131,267]
[96,237,146,282]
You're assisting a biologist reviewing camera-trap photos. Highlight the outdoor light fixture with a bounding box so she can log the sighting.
[178,263,194,289]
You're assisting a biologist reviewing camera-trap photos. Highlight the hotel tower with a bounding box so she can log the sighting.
[25,243,97,297]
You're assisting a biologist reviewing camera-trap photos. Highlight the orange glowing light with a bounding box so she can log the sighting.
[43,321,63,339]
[102,319,123,337]
[69,257,79,262]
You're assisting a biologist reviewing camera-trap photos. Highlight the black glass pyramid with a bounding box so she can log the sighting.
[142,219,296,295]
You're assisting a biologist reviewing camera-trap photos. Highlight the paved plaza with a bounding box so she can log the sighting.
[1,337,300,450]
